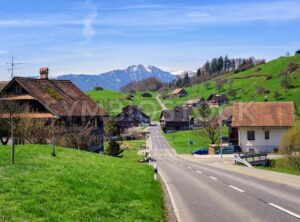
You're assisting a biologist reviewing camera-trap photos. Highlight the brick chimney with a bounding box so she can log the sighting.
[40,67,49,79]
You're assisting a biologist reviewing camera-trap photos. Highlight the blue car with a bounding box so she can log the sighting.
[215,145,241,154]
[192,148,208,155]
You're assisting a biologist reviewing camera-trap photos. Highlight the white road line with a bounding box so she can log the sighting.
[209,176,218,180]
[196,170,202,174]
[229,185,245,193]
[159,172,182,222]
[268,203,300,219]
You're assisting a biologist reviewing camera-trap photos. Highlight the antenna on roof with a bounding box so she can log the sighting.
[6,53,26,79]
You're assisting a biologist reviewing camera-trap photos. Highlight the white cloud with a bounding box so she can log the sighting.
[82,0,98,40]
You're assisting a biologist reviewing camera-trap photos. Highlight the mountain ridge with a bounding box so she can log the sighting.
[56,64,176,91]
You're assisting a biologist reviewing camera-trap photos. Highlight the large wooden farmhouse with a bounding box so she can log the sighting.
[160,106,194,133]
[0,68,108,152]
[114,105,150,131]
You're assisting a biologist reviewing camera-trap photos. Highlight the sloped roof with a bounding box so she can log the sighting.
[219,107,232,122]
[232,102,295,127]
[208,94,228,101]
[170,88,186,95]
[186,98,205,105]
[115,105,150,120]
[0,81,8,92]
[160,107,193,122]
[1,77,108,117]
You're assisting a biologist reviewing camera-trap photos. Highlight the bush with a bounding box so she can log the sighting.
[105,140,124,157]
[256,67,262,72]
[265,75,272,80]
[280,124,300,171]
[141,92,152,97]
[94,86,103,91]
[273,92,282,100]
[126,94,134,100]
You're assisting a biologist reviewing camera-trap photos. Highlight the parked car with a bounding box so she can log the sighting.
[192,148,208,155]
[215,145,241,154]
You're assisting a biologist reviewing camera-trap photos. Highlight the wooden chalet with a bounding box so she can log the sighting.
[114,105,150,130]
[208,94,229,107]
[168,88,188,98]
[0,68,108,152]
[185,97,207,107]
[160,106,194,133]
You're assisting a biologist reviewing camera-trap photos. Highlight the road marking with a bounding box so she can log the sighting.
[196,170,202,174]
[187,166,192,170]
[209,176,218,180]
[229,185,245,193]
[268,203,300,219]
[159,172,182,222]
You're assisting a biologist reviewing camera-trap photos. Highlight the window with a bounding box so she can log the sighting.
[14,85,23,94]
[265,131,270,140]
[247,131,255,141]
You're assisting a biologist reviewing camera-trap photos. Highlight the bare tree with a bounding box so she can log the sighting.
[63,124,100,150]
[0,100,24,164]
[16,118,50,144]
[198,105,219,144]
[215,79,223,93]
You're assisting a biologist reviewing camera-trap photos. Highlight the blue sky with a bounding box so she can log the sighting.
[0,0,300,80]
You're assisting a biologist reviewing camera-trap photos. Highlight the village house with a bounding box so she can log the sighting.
[168,88,188,98]
[208,94,229,107]
[114,105,150,131]
[0,68,108,152]
[160,106,194,133]
[185,97,207,107]
[231,102,295,153]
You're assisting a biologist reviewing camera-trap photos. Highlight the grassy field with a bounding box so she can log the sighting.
[256,158,300,176]
[87,90,162,121]
[162,54,300,116]
[163,130,211,154]
[0,145,165,221]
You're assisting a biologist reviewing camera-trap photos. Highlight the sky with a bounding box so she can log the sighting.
[0,0,300,80]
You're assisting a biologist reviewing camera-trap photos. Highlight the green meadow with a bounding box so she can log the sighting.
[0,145,165,221]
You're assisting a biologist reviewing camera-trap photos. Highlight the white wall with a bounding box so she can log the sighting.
[238,127,289,152]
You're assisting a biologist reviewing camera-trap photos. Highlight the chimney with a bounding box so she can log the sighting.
[40,67,49,79]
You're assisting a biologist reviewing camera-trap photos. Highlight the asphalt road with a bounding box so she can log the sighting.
[148,125,300,222]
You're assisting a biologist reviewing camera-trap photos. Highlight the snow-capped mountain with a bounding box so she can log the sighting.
[171,70,196,78]
[57,65,176,91]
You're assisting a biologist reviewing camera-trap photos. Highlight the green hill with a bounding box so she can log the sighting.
[87,90,162,121]
[162,54,300,116]
[0,145,164,221]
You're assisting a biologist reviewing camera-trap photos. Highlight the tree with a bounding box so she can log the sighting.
[104,140,123,157]
[0,100,24,164]
[198,105,219,144]
[215,79,223,93]
[63,124,100,150]
[104,119,120,138]
[280,124,300,171]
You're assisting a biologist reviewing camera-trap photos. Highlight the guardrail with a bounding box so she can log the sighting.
[234,152,269,167]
